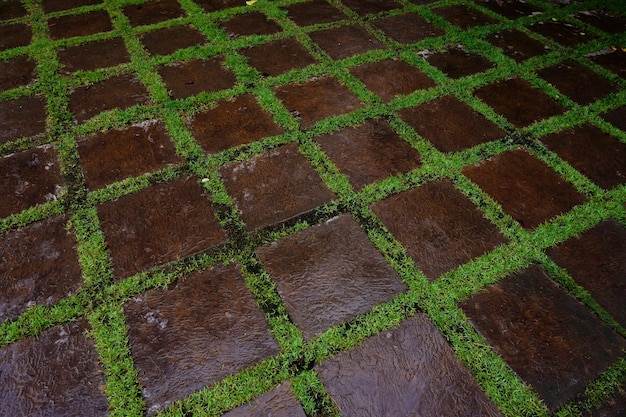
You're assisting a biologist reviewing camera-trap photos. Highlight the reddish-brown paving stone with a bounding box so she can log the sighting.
[188,94,283,154]
[399,95,505,153]
[315,118,421,190]
[256,214,407,340]
[0,215,81,322]
[48,10,112,40]
[220,11,282,38]
[57,37,131,74]
[42,0,100,13]
[309,24,385,61]
[0,22,31,51]
[602,105,626,131]
[77,120,182,190]
[547,219,626,327]
[589,49,626,79]
[0,55,37,92]
[122,0,185,27]
[410,0,438,4]
[583,386,626,417]
[474,76,564,128]
[478,0,542,20]
[0,318,108,416]
[0,146,64,218]
[98,175,227,279]
[219,143,335,231]
[240,38,317,77]
[194,0,240,13]
[432,4,499,29]
[222,382,306,417]
[463,148,587,229]
[283,0,347,27]
[158,58,236,99]
[0,0,27,19]
[350,59,435,103]
[69,74,150,123]
[371,13,445,44]
[575,10,626,34]
[486,28,552,63]
[424,47,493,79]
[341,0,401,16]
[0,95,46,144]
[139,25,206,56]
[273,76,364,129]
[316,314,502,417]
[529,20,595,48]
[539,124,626,190]
[461,265,626,411]
[372,179,507,280]
[124,263,280,415]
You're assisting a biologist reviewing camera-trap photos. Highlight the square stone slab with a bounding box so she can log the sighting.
[220,11,282,38]
[139,25,206,56]
[309,24,385,61]
[529,20,596,48]
[433,4,499,29]
[602,105,626,131]
[371,13,445,44]
[0,55,37,92]
[588,49,626,79]
[77,120,182,190]
[0,22,31,51]
[48,10,112,40]
[424,47,494,79]
[42,0,101,13]
[0,146,64,218]
[188,94,283,154]
[574,10,626,35]
[372,179,508,280]
[463,148,586,229]
[399,95,505,153]
[539,124,626,190]
[315,118,421,190]
[341,0,401,17]
[316,314,502,416]
[547,219,626,328]
[219,143,335,231]
[486,28,552,63]
[256,214,407,340]
[124,263,280,415]
[283,0,347,27]
[0,215,82,323]
[0,95,47,144]
[478,0,542,20]
[194,0,240,13]
[222,382,306,417]
[158,58,236,99]
[98,175,227,279]
[0,319,108,416]
[349,58,435,103]
[461,265,626,411]
[57,37,131,74]
[0,0,27,19]
[240,38,317,77]
[122,0,185,27]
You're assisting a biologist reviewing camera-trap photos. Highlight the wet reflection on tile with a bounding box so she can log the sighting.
[222,382,305,417]
[0,95,46,144]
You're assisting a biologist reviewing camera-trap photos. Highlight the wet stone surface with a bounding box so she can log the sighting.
[122,0,185,27]
[0,55,37,92]
[42,0,101,13]
[372,179,507,280]
[256,214,407,340]
[158,57,236,99]
[139,25,206,56]
[538,60,618,105]
[48,10,112,40]
[283,0,347,27]
[57,37,131,74]
[0,95,47,144]
[0,318,108,416]
[529,20,595,48]
[124,263,280,415]
[0,22,31,51]
[432,4,499,29]
[220,11,282,38]
[589,49,626,79]
[424,47,494,79]
[240,38,317,77]
[478,0,542,20]
[309,24,385,61]
[486,28,551,63]
[371,13,445,44]
[316,313,502,417]
[461,265,626,411]
[341,0,402,17]
[222,383,306,417]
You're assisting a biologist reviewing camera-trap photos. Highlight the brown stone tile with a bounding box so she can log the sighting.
[478,0,542,20]
[69,74,150,123]
[461,265,626,411]
[283,0,347,27]
[371,13,445,44]
[539,124,626,190]
[240,38,317,77]
[77,120,182,190]
[425,47,494,79]
[589,49,626,79]
[256,214,407,340]
[315,118,421,190]
[0,146,64,218]
[57,37,131,74]
[42,0,100,13]
[273,77,364,129]
[222,382,305,417]
[547,219,626,328]
[219,143,335,231]
[220,11,282,38]
[575,10,626,35]
[432,4,499,29]
[529,20,596,48]
[372,179,507,280]
[0,22,31,51]
[0,95,46,144]
[0,319,108,416]
[139,25,206,56]
[309,24,385,61]
[0,55,37,92]
[474,76,564,128]
[98,175,227,279]
[341,0,401,17]
[48,10,112,40]
[124,263,279,415]
[399,95,505,153]
[463,148,587,229]
[0,215,81,322]
[350,59,434,103]
[158,57,236,99]
[583,386,626,417]
[194,0,239,13]
[122,0,185,27]
[188,94,283,154]
[602,105,626,132]
[486,28,552,63]
[409,0,438,4]
[317,314,502,417]
[1,0,27,19]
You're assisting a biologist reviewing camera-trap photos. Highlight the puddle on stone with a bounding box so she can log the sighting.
[220,11,282,38]
[139,25,206,56]
[0,95,47,144]
[424,47,494,79]
[486,28,551,63]
[48,10,112,40]
[158,57,236,99]
[240,38,317,77]
[57,37,131,74]
[0,55,37,92]
[309,24,386,61]
[122,0,185,27]
[432,4,499,29]
[0,22,31,51]
[222,382,306,417]
[283,0,347,27]
[538,60,618,105]
[371,13,445,44]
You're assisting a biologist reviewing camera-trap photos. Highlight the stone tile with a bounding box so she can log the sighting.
[0,95,46,144]
[409,0,438,4]
[240,38,317,77]
[575,10,626,35]
[194,0,240,13]
[341,0,401,17]
[529,20,596,48]
[139,25,206,56]
[0,0,27,19]
[474,76,564,128]
[583,386,626,417]
[547,219,626,328]
[371,13,445,44]
[432,4,499,29]
[316,314,502,417]
[69,74,150,123]
[220,11,282,38]
[463,148,587,229]
[486,28,551,63]
[602,105,626,131]
[478,0,542,20]
[0,55,37,92]
[219,143,335,231]
[350,59,435,103]
[539,124,626,190]
[0,215,81,322]
[589,49,626,79]
[0,22,31,51]
[158,57,236,99]
[538,60,618,105]
[315,118,421,190]
[42,0,100,13]
[77,120,182,190]
[425,47,493,79]
[124,263,280,415]
[98,175,227,279]
[273,77,364,129]
[57,37,131,74]
[283,0,347,27]
[188,94,283,154]
[0,319,108,416]
[256,214,407,340]
[461,265,626,411]
[309,24,385,61]
[48,10,112,40]
[372,179,507,280]
[122,0,185,27]
[222,382,306,417]
[399,95,505,153]
[0,146,64,218]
